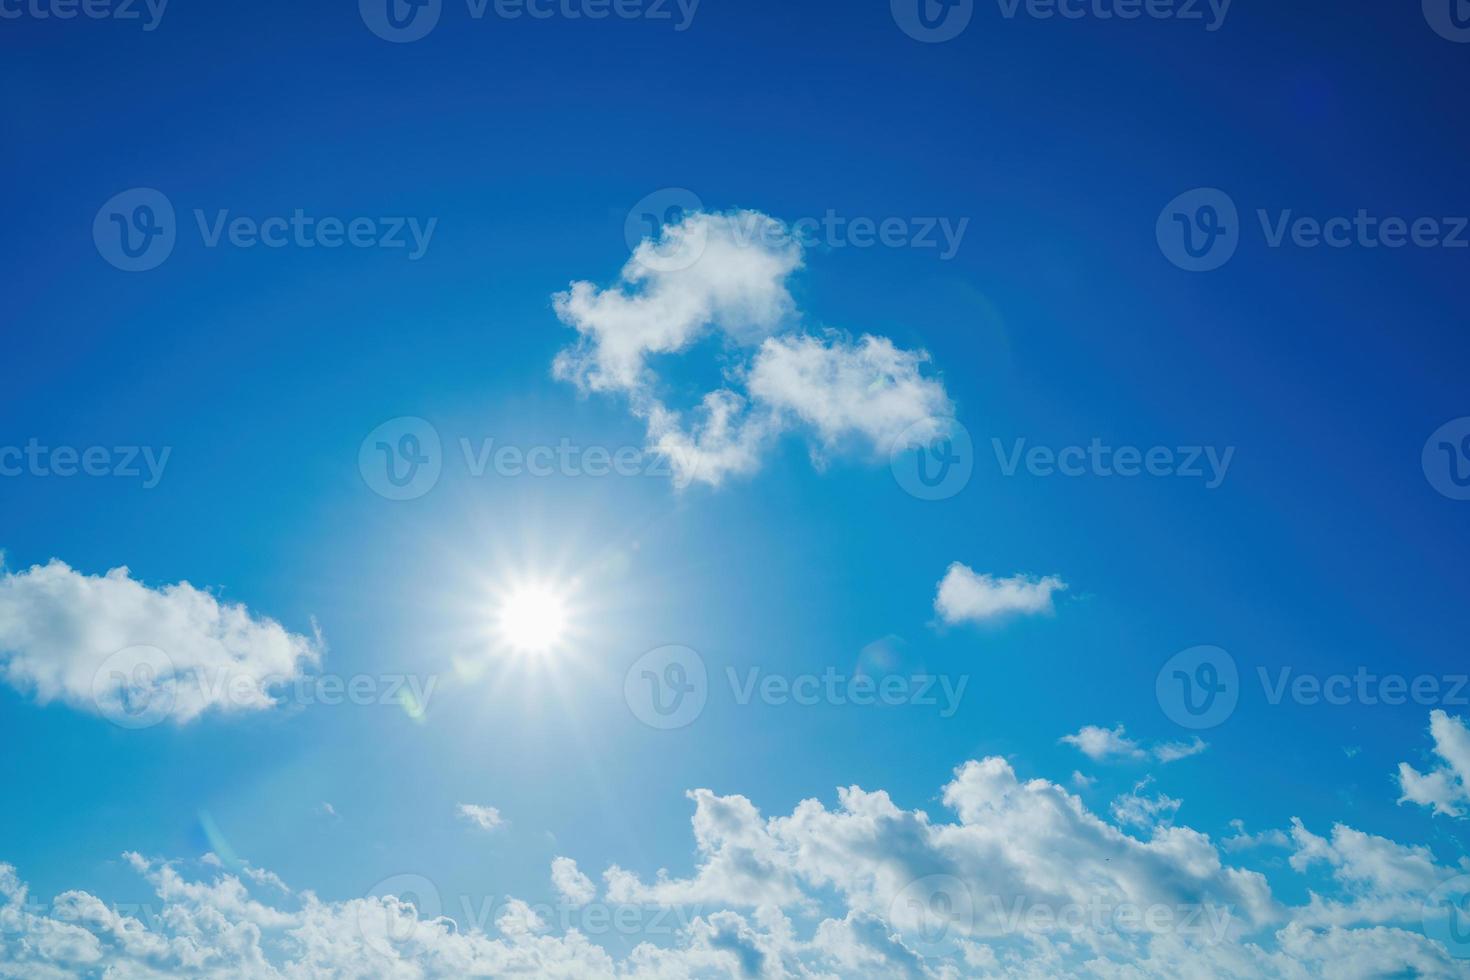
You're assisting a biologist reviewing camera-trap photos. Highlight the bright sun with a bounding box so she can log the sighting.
[495,585,570,654]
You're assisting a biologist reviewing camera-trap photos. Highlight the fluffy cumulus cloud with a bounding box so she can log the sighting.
[1061,724,1208,765]
[933,564,1067,625]
[552,210,953,487]
[4,743,1470,978]
[0,557,322,725]
[1398,709,1470,817]
[551,858,596,907]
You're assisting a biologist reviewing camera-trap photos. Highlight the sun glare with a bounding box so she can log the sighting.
[495,584,570,654]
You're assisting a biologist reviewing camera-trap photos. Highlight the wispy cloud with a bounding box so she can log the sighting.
[457,803,506,833]
[1061,724,1207,764]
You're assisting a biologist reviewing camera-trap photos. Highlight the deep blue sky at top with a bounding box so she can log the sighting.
[1,0,1468,926]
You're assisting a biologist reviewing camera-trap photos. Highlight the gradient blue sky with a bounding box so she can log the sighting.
[3,1,1470,975]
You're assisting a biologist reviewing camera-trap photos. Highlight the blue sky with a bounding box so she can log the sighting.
[3,1,1470,976]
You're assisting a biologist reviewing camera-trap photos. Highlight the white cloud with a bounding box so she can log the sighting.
[1062,724,1146,761]
[553,210,801,396]
[1154,736,1210,763]
[457,804,505,833]
[552,210,952,488]
[4,741,1470,978]
[1111,777,1182,830]
[1223,820,1291,853]
[1061,724,1208,765]
[933,564,1067,625]
[746,333,951,458]
[1397,709,1470,816]
[1284,818,1459,929]
[551,857,595,907]
[0,557,322,725]
[603,789,805,909]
